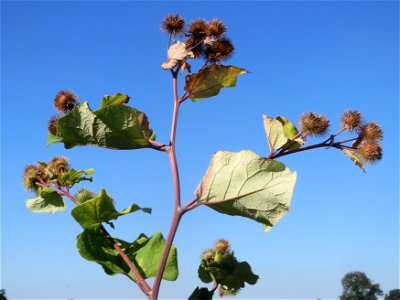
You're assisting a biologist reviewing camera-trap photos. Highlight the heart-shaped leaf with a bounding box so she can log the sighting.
[196,150,297,232]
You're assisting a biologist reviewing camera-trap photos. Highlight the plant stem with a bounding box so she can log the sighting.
[271,140,356,159]
[151,70,183,300]
[100,226,152,297]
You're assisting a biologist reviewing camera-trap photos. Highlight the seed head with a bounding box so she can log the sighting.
[299,112,330,136]
[201,248,216,263]
[54,90,77,112]
[204,37,234,62]
[48,156,69,178]
[185,35,204,58]
[188,19,208,37]
[36,165,51,183]
[75,189,96,204]
[341,110,362,131]
[214,239,230,254]
[358,121,383,141]
[161,14,185,35]
[22,164,40,191]
[207,19,227,37]
[358,139,383,163]
[48,115,60,135]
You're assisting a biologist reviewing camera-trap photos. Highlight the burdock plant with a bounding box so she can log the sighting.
[22,15,383,299]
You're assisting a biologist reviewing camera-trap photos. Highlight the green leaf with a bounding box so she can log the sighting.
[77,227,178,281]
[196,150,297,232]
[263,114,288,151]
[49,101,155,150]
[57,168,94,187]
[47,131,63,146]
[100,93,130,109]
[343,149,365,172]
[71,189,151,228]
[204,259,258,291]
[185,64,247,101]
[134,231,178,281]
[198,259,213,283]
[276,116,304,150]
[26,188,66,214]
[77,224,129,275]
[188,287,214,300]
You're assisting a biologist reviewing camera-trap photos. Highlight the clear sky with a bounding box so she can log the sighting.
[1,1,398,299]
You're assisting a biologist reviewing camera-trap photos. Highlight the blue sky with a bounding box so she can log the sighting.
[1,1,398,299]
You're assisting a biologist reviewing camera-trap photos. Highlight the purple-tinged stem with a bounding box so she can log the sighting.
[151,70,183,300]
[100,226,152,297]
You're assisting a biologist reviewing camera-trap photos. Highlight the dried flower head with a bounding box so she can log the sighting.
[54,90,77,112]
[188,19,208,37]
[215,239,230,254]
[161,14,185,35]
[36,164,51,183]
[207,19,227,37]
[204,37,234,62]
[48,156,69,177]
[358,121,383,141]
[23,164,40,191]
[341,110,362,131]
[299,112,330,136]
[48,115,60,135]
[75,188,96,204]
[358,139,383,163]
[185,35,204,58]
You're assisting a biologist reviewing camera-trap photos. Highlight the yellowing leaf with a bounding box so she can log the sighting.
[185,64,247,101]
[263,114,288,151]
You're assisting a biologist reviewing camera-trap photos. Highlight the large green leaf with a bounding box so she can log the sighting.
[134,231,178,281]
[48,101,155,149]
[71,189,151,228]
[26,188,66,214]
[77,226,178,281]
[185,64,247,101]
[195,150,297,232]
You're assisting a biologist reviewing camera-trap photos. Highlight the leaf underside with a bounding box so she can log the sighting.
[195,150,297,231]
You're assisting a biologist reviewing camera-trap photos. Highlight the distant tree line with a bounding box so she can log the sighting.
[339,271,399,300]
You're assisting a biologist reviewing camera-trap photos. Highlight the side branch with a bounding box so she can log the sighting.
[48,185,152,297]
[100,226,152,297]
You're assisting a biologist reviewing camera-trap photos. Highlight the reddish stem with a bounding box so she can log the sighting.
[100,226,152,297]
[151,70,183,300]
